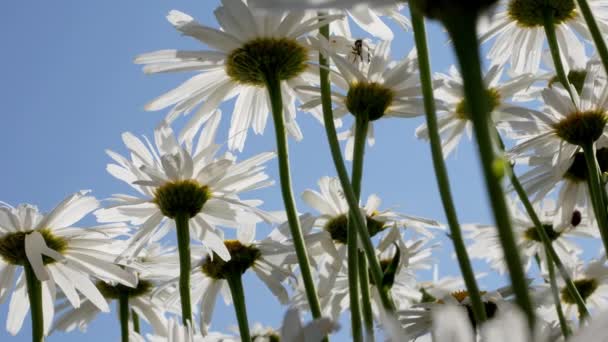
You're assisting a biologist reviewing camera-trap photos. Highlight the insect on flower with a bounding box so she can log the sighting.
[351,38,371,64]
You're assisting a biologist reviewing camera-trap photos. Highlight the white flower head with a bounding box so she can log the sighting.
[136,0,343,152]
[416,64,537,158]
[479,0,608,75]
[299,41,424,160]
[96,111,276,262]
[0,193,136,336]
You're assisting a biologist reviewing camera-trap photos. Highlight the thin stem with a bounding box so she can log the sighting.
[411,8,487,324]
[543,8,576,102]
[131,310,140,334]
[576,0,608,77]
[226,275,251,342]
[358,251,374,341]
[318,17,395,313]
[509,159,590,317]
[347,115,369,342]
[119,292,130,342]
[175,213,193,324]
[582,142,608,255]
[24,264,43,342]
[546,252,571,338]
[442,14,535,327]
[264,75,323,320]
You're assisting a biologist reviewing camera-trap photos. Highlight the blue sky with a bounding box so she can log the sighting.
[0,1,515,340]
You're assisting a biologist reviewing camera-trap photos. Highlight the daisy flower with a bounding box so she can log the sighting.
[555,255,608,319]
[398,286,514,339]
[298,40,424,160]
[507,62,608,223]
[465,199,597,274]
[0,192,136,336]
[415,65,536,158]
[95,111,275,261]
[322,3,411,41]
[52,241,180,336]
[317,226,435,320]
[158,225,295,334]
[135,0,341,151]
[479,0,608,75]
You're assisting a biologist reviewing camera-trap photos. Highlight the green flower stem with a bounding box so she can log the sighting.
[546,252,571,338]
[131,310,140,334]
[358,251,374,341]
[318,20,395,313]
[576,0,608,77]
[226,274,251,342]
[411,8,487,325]
[543,9,576,102]
[24,264,43,342]
[582,142,608,255]
[442,14,535,327]
[175,213,193,325]
[508,157,590,318]
[347,115,370,342]
[119,292,130,342]
[264,75,323,321]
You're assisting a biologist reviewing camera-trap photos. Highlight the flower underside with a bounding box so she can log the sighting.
[549,69,587,95]
[201,240,261,280]
[447,290,498,328]
[561,278,598,304]
[524,224,561,242]
[346,82,395,121]
[455,87,501,120]
[508,0,576,28]
[225,37,309,87]
[0,229,67,265]
[96,280,154,300]
[553,110,607,146]
[252,332,280,342]
[564,148,608,182]
[323,214,386,244]
[153,179,211,219]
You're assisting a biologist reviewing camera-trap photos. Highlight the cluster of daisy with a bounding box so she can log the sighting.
[7,0,608,341]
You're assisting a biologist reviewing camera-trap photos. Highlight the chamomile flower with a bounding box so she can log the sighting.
[415,65,536,158]
[555,255,608,318]
[298,41,424,160]
[398,286,513,339]
[465,199,596,274]
[479,0,608,75]
[158,226,294,334]
[95,111,275,261]
[135,0,341,151]
[0,193,136,336]
[507,62,608,222]
[52,241,179,336]
[317,226,434,320]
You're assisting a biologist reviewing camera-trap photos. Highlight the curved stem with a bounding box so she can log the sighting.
[347,116,369,342]
[226,274,251,342]
[358,251,374,341]
[131,310,140,334]
[119,292,130,342]
[582,142,608,255]
[576,0,608,77]
[543,8,576,101]
[24,264,43,342]
[317,20,394,313]
[546,252,571,338]
[411,8,487,324]
[508,159,590,318]
[442,14,535,327]
[264,75,323,320]
[175,213,193,324]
